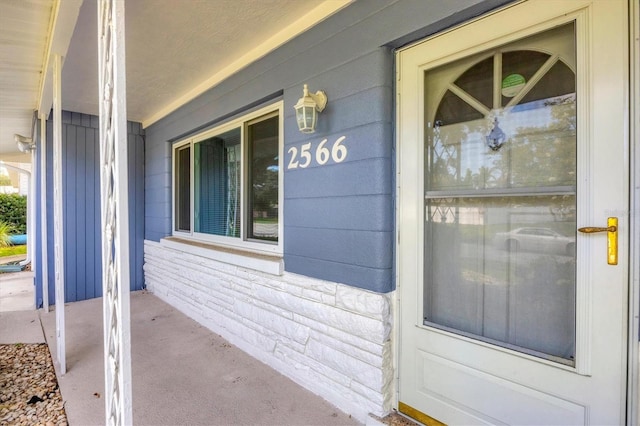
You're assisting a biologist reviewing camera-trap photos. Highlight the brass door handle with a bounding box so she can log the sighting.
[578,217,618,265]
[578,225,616,233]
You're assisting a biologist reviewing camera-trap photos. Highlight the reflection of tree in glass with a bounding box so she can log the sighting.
[548,194,576,223]
[428,95,576,195]
[487,96,576,189]
[429,123,465,189]
[252,156,278,216]
[470,166,500,190]
[429,118,499,191]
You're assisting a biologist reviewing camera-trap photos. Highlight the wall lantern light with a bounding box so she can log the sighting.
[294,84,327,133]
[14,134,35,153]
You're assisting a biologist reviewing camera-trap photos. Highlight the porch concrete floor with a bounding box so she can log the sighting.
[4,291,363,425]
[0,271,34,312]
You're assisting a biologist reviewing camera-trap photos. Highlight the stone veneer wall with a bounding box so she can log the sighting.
[143,240,394,422]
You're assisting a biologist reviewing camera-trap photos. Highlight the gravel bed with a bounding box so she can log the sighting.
[372,410,422,426]
[0,343,68,425]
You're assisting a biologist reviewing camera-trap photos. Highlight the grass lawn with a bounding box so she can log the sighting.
[0,245,27,257]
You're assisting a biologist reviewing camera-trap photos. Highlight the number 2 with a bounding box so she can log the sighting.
[287,146,299,169]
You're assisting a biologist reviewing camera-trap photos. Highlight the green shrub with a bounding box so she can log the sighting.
[0,194,27,234]
[0,221,14,248]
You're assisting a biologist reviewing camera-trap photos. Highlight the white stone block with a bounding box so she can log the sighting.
[235,267,259,282]
[284,272,337,295]
[306,338,384,391]
[336,285,391,321]
[301,288,326,302]
[350,380,384,406]
[229,274,254,290]
[281,281,305,297]
[321,293,336,305]
[294,314,385,356]
[274,342,351,388]
[203,304,243,333]
[252,275,286,291]
[233,299,310,344]
[246,297,294,320]
[221,314,277,353]
[252,284,389,342]
[204,295,233,313]
[208,286,236,306]
[308,329,383,366]
[272,336,306,354]
[271,345,378,423]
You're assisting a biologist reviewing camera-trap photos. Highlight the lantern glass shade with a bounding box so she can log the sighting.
[294,84,326,133]
[295,103,317,133]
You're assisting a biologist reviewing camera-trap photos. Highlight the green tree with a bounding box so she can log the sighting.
[0,175,11,186]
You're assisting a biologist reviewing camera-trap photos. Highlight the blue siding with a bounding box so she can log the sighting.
[144,0,512,293]
[285,195,392,231]
[34,111,145,307]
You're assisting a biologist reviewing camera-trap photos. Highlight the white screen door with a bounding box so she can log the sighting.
[397,1,629,424]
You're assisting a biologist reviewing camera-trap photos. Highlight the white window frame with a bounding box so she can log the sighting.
[171,101,284,255]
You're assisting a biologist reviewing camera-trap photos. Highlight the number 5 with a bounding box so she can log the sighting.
[299,142,312,168]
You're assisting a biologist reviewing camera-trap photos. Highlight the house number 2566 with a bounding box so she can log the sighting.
[287,136,347,169]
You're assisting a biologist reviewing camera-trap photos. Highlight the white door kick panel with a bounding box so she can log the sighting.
[416,350,585,425]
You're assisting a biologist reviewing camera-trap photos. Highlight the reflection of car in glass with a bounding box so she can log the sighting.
[493,227,575,255]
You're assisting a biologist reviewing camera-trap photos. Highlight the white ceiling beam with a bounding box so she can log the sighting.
[37,0,83,119]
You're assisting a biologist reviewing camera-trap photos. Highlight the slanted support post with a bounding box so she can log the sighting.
[98,0,132,424]
[52,53,66,375]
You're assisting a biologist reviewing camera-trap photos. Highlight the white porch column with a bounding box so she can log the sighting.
[52,53,66,375]
[40,113,49,313]
[97,0,133,424]
[23,158,34,266]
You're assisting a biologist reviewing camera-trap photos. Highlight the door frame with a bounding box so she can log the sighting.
[628,0,640,424]
[391,0,639,423]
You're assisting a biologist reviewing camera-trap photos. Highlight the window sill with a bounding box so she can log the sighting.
[161,236,283,276]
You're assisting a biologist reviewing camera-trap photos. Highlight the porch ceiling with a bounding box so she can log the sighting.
[0,0,54,162]
[0,0,350,161]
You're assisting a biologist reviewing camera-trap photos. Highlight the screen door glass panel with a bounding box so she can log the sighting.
[423,23,576,363]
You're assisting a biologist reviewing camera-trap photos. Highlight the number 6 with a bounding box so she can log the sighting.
[331,136,347,163]
[316,139,330,165]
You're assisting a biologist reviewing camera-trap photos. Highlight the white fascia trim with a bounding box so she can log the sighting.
[161,237,284,276]
[141,0,353,128]
[37,0,83,119]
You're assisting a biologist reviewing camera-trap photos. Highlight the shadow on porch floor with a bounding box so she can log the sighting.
[36,291,361,425]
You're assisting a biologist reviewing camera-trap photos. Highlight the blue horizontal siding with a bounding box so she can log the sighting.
[284,195,392,232]
[144,0,512,293]
[286,228,393,269]
[285,158,392,199]
[285,254,393,293]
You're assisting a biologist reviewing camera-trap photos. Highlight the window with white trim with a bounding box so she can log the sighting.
[172,103,283,253]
